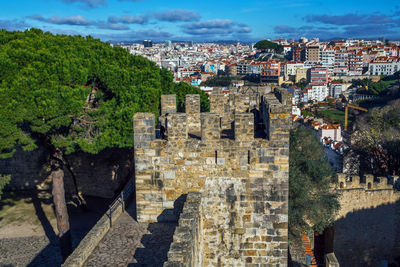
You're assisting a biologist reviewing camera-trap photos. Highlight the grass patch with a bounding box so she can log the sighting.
[316,109,355,126]
[0,191,56,226]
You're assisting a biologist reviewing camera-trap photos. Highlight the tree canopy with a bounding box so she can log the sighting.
[0,29,210,257]
[350,99,400,176]
[289,127,340,235]
[254,40,284,54]
[202,75,233,87]
[0,28,209,158]
[352,78,395,96]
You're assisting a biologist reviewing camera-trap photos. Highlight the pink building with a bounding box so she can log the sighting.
[309,66,329,85]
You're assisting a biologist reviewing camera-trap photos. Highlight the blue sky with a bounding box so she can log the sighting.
[1,0,400,42]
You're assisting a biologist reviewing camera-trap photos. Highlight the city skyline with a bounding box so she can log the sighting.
[1,0,400,42]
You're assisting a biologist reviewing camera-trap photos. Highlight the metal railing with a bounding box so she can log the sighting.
[106,178,135,227]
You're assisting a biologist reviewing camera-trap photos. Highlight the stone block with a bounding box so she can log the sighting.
[161,94,177,115]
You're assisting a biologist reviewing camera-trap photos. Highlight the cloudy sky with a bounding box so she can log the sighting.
[1,0,400,42]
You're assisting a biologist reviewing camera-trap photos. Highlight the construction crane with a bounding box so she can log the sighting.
[344,104,368,131]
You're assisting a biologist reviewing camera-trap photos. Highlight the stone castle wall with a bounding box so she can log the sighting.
[134,87,291,266]
[334,174,400,266]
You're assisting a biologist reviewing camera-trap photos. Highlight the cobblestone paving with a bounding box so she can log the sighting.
[84,211,177,267]
[0,236,61,267]
[0,197,109,267]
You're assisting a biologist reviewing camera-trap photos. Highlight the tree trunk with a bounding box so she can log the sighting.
[63,155,87,210]
[51,150,72,262]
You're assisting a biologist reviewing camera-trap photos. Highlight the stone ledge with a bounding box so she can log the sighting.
[325,253,340,267]
[164,192,201,267]
[62,178,136,267]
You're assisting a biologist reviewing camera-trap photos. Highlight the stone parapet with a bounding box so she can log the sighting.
[133,113,155,148]
[167,113,187,141]
[334,173,400,266]
[337,173,399,190]
[63,179,135,267]
[164,192,202,267]
[325,253,340,267]
[201,113,220,142]
[234,113,254,142]
[161,94,177,115]
[186,94,201,136]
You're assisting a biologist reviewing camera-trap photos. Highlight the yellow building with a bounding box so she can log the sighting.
[296,67,308,83]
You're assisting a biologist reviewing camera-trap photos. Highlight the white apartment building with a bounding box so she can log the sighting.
[369,61,400,76]
[284,63,305,80]
[321,49,335,75]
[334,52,349,76]
[329,83,343,98]
[308,84,328,102]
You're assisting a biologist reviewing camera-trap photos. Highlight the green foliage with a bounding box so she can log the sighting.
[289,127,340,235]
[301,110,312,117]
[202,76,233,87]
[352,78,395,96]
[163,81,210,112]
[352,99,400,175]
[294,79,308,90]
[0,174,10,200]
[254,40,284,54]
[315,109,355,126]
[0,29,208,158]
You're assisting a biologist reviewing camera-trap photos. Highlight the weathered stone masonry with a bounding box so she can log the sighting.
[334,174,400,267]
[134,87,292,266]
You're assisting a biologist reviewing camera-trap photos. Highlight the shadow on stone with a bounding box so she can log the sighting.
[130,195,187,267]
[327,200,400,267]
[26,195,112,267]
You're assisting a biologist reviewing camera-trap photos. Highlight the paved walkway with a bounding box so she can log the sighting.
[0,236,61,267]
[83,206,177,267]
[0,195,111,267]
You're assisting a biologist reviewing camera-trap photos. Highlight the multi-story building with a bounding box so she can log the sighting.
[334,52,349,76]
[321,49,335,75]
[260,60,281,84]
[284,62,305,81]
[249,62,262,74]
[226,64,237,76]
[306,46,321,62]
[348,51,363,75]
[236,61,250,75]
[307,84,329,102]
[329,81,343,98]
[293,47,306,61]
[287,86,302,104]
[296,67,308,83]
[309,66,329,85]
[369,59,400,76]
[318,124,342,142]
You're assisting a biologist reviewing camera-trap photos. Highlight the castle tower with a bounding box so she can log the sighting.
[133,87,292,266]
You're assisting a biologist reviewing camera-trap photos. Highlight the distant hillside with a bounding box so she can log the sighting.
[254,40,283,53]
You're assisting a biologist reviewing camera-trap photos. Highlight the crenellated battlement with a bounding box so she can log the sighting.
[133,87,292,266]
[337,173,400,191]
[154,87,291,145]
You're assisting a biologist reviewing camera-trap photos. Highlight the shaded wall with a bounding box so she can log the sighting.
[0,147,132,199]
[334,177,400,266]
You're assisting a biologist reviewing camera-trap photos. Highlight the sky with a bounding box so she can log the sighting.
[1,0,400,42]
